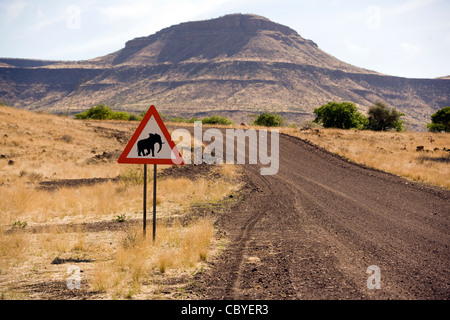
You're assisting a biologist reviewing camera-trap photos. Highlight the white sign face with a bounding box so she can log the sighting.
[118,105,184,165]
[125,116,173,160]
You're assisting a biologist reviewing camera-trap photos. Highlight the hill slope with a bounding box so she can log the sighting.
[0,14,449,129]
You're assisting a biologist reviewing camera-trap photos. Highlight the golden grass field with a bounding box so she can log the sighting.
[0,106,241,299]
[0,105,448,299]
[281,126,450,189]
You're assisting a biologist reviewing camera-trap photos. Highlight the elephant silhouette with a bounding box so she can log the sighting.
[137,133,164,157]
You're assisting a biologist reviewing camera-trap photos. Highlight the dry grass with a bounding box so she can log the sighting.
[0,173,238,226]
[0,107,124,183]
[0,106,241,299]
[91,217,216,298]
[282,127,450,189]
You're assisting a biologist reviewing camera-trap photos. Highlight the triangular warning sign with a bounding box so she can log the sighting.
[118,105,184,165]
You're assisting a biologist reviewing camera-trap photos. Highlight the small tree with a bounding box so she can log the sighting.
[252,112,285,127]
[427,106,450,132]
[313,101,368,129]
[367,102,405,132]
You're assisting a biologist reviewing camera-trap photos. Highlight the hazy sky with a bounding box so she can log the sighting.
[1,0,449,79]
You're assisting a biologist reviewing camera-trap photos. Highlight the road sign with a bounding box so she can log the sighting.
[118,105,183,241]
[118,105,184,165]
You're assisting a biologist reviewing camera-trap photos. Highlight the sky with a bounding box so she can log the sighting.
[0,0,449,79]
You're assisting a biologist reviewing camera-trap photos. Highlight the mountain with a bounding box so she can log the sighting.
[0,14,449,129]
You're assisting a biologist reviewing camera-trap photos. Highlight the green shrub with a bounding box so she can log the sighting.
[201,115,233,125]
[110,111,130,121]
[128,114,143,121]
[427,106,450,132]
[367,102,405,132]
[170,116,187,123]
[188,117,200,123]
[12,220,27,229]
[75,104,113,120]
[313,102,367,129]
[74,104,135,121]
[252,112,285,127]
[114,213,127,223]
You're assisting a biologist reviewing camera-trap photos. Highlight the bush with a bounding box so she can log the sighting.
[114,213,127,223]
[128,114,143,121]
[201,115,233,125]
[74,104,133,121]
[367,102,405,132]
[12,220,27,230]
[313,102,368,129]
[75,104,113,120]
[110,111,130,121]
[60,134,73,143]
[252,112,285,127]
[170,116,187,123]
[427,106,450,132]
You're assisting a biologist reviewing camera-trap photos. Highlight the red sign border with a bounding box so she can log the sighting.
[117,105,184,165]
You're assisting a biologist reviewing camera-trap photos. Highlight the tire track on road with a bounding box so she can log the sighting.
[184,128,450,300]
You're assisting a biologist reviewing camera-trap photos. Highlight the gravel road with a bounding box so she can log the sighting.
[187,131,450,300]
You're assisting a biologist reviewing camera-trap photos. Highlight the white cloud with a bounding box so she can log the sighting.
[366,5,381,30]
[386,0,440,16]
[19,10,67,38]
[344,39,370,57]
[1,0,27,24]
[98,0,229,22]
[401,42,420,55]
[98,1,154,21]
[94,0,233,49]
[49,0,232,60]
[5,1,27,18]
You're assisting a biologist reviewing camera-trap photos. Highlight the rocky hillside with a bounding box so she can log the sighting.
[0,14,449,129]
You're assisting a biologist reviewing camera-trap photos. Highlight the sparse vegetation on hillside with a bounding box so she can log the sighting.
[0,106,242,299]
[1,15,448,129]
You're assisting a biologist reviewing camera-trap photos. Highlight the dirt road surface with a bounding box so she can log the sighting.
[185,131,450,300]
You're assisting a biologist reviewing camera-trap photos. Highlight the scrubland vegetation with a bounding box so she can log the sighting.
[0,102,448,299]
[282,126,450,189]
[0,106,241,299]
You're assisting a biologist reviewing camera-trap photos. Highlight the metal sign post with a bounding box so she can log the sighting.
[118,105,184,242]
[143,164,157,242]
[143,164,147,239]
[153,164,157,242]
